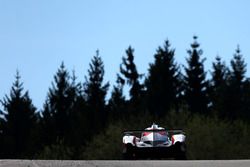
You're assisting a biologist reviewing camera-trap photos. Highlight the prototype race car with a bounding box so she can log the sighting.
[122,123,186,159]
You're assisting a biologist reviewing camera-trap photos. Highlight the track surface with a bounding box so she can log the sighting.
[0,160,250,167]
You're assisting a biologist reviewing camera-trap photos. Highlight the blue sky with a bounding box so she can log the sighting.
[1,0,250,110]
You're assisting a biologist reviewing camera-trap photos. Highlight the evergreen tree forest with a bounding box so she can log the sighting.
[1,36,250,159]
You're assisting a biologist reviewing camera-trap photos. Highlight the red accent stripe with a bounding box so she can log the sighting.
[142,132,151,136]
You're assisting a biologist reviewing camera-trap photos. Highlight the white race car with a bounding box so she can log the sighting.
[122,123,186,159]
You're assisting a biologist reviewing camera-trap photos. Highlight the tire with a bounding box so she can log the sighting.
[122,144,135,160]
[174,142,187,160]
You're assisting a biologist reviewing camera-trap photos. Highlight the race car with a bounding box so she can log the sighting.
[122,123,186,159]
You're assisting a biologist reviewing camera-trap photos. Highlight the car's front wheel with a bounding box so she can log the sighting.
[122,144,136,160]
[174,142,187,160]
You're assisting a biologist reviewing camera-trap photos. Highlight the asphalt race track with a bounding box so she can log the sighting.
[0,160,250,167]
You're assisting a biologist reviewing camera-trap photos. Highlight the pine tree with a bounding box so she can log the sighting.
[108,74,126,119]
[146,40,181,116]
[211,56,228,90]
[226,45,247,119]
[230,45,246,86]
[40,99,54,146]
[84,50,109,131]
[210,56,228,117]
[43,62,77,143]
[65,71,89,150]
[120,46,143,104]
[0,71,37,158]
[184,36,209,114]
